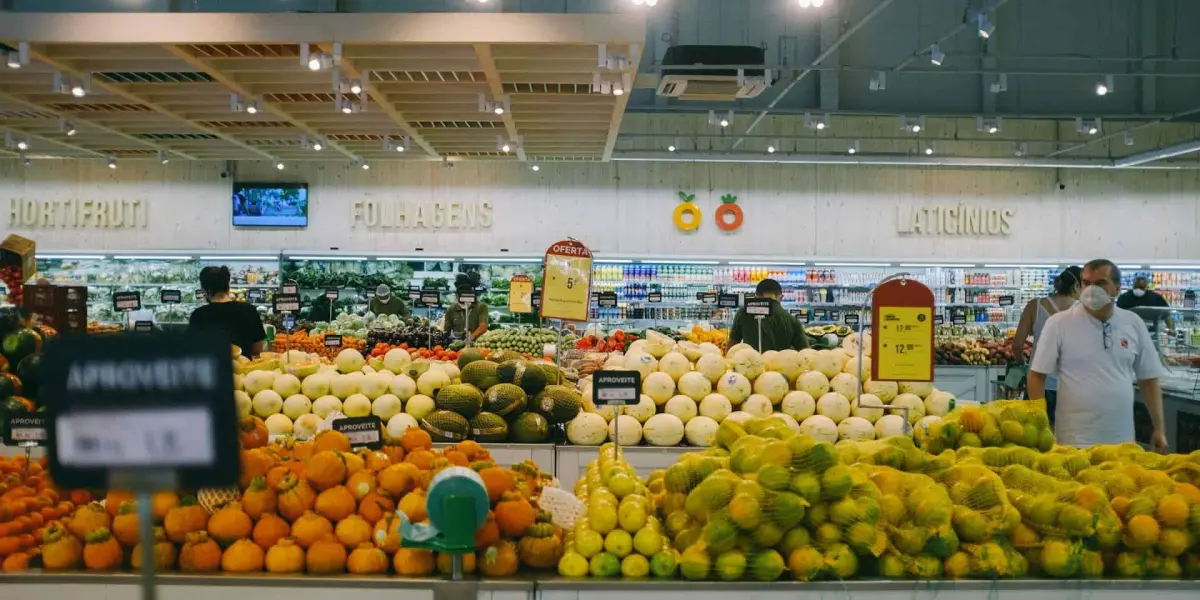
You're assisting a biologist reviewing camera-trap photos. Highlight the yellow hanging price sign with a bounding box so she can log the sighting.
[539,239,593,322]
[871,279,935,382]
[508,274,534,314]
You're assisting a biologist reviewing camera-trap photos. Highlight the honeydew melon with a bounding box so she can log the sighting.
[815,392,851,424]
[234,390,252,418]
[343,393,372,417]
[265,413,294,436]
[696,354,727,383]
[890,393,926,424]
[301,373,332,399]
[657,352,692,381]
[243,370,276,397]
[799,415,838,444]
[677,371,713,401]
[829,373,859,401]
[608,415,643,446]
[389,374,417,401]
[643,413,685,446]
[330,374,360,400]
[684,416,719,447]
[252,389,284,418]
[642,372,677,406]
[567,412,609,446]
[698,393,733,423]
[752,371,790,404]
[875,414,908,439]
[335,349,367,374]
[863,380,899,404]
[767,349,805,382]
[312,395,342,418]
[924,390,956,416]
[664,395,699,424]
[796,371,831,399]
[386,413,419,439]
[404,394,436,419]
[371,394,403,421]
[282,394,312,420]
[716,372,752,406]
[741,394,773,418]
[837,416,875,442]
[781,391,816,421]
[383,348,412,373]
[850,394,885,423]
[294,413,323,440]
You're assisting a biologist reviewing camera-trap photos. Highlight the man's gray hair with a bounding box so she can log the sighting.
[1083,258,1121,286]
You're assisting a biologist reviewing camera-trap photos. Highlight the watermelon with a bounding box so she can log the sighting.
[15,354,40,400]
[1,329,39,365]
[2,396,32,417]
[0,372,19,399]
[0,306,20,337]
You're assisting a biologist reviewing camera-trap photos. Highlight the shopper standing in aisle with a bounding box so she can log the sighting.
[1012,265,1081,425]
[368,284,410,318]
[1117,276,1174,333]
[443,273,489,341]
[188,265,268,357]
[1027,259,1168,451]
[729,278,810,352]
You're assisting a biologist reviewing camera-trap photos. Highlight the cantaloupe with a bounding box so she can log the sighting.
[696,354,728,383]
[244,371,276,397]
[282,394,312,420]
[781,391,816,421]
[753,371,790,404]
[301,373,331,399]
[389,374,418,401]
[890,393,926,424]
[875,414,908,439]
[729,348,766,380]
[800,415,838,443]
[608,415,643,446]
[312,395,342,418]
[234,390,252,418]
[643,414,685,447]
[643,372,677,406]
[658,352,692,381]
[829,373,859,401]
[677,371,712,401]
[272,374,302,398]
[863,380,899,404]
[699,393,733,423]
[796,371,831,399]
[850,393,885,423]
[252,390,284,418]
[360,372,392,400]
[664,395,699,424]
[767,349,805,382]
[684,416,719,447]
[815,392,851,423]
[837,416,875,442]
[716,372,752,405]
[335,349,367,374]
[742,394,773,418]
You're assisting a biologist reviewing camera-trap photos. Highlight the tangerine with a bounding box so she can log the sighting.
[1156,494,1189,528]
[1124,515,1160,550]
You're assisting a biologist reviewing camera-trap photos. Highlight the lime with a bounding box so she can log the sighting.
[618,499,649,532]
[609,473,636,498]
[633,526,663,556]
[589,552,622,578]
[649,550,678,578]
[575,529,604,558]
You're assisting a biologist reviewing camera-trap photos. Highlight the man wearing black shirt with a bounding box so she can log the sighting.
[1117,276,1173,333]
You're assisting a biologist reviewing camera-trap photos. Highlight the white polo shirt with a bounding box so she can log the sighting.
[1030,303,1165,447]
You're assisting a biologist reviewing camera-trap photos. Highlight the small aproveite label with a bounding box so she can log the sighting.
[113,291,141,312]
[593,370,640,406]
[324,334,343,348]
[160,289,182,304]
[332,416,384,449]
[746,298,772,316]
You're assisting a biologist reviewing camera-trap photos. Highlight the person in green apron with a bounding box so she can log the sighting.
[443,284,489,341]
[368,284,410,317]
[729,278,810,352]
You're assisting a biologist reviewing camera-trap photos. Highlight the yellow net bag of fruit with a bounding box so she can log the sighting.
[921,400,1054,454]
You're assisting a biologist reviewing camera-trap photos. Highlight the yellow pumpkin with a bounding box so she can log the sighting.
[393,547,435,576]
[306,535,348,574]
[265,537,305,573]
[291,511,333,549]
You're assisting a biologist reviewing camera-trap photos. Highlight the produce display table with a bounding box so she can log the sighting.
[934,365,995,403]
[0,573,534,600]
[555,445,689,491]
[536,578,1199,600]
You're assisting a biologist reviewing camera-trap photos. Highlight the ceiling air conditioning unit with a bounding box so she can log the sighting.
[656,45,773,101]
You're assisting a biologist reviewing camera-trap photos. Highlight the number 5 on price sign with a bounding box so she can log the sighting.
[540,239,593,322]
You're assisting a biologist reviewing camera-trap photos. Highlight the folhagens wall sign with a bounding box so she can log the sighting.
[351,200,493,229]
[897,204,1015,236]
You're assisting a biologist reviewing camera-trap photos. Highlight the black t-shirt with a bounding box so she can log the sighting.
[188,301,267,355]
[1116,289,1169,310]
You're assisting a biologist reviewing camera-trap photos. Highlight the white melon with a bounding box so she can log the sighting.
[251,389,284,418]
[767,349,805,382]
[607,415,643,446]
[658,352,692,381]
[272,373,301,398]
[343,393,373,418]
[829,373,860,401]
[329,374,360,400]
[798,348,819,372]
[301,373,332,399]
[864,380,899,404]
[233,373,244,392]
[796,371,831,399]
[371,394,403,421]
[924,390,956,416]
[729,348,766,381]
[389,374,418,401]
[312,395,342,418]
[234,390,252,418]
[642,372,677,406]
[360,372,392,400]
[716,372,752,405]
[753,371,790,404]
[383,348,412,373]
[404,394,436,419]
[698,393,733,423]
[891,393,926,424]
[697,342,723,356]
[265,413,293,436]
[335,349,367,374]
[677,371,713,401]
[781,391,816,421]
[843,355,871,381]
[566,412,609,446]
[416,369,451,397]
[900,381,936,399]
[622,394,658,424]
[815,392,851,423]
[282,394,312,420]
[436,362,461,381]
[809,351,843,379]
[724,411,755,428]
[837,416,875,442]
[875,414,908,439]
[293,414,323,440]
[683,416,720,447]
[696,354,728,383]
[623,351,659,379]
[664,395,699,424]
[243,371,276,397]
[769,413,801,434]
[742,394,774,418]
[799,415,838,444]
[725,343,753,357]
[386,413,419,439]
[850,393,885,423]
[643,414,685,447]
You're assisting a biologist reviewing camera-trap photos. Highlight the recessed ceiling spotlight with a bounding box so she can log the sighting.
[805,112,830,131]
[245,101,260,115]
[493,105,505,115]
[667,138,677,152]
[312,141,323,151]
[899,115,925,133]
[848,140,860,155]
[977,13,996,38]
[767,139,777,154]
[275,161,285,170]
[15,139,28,151]
[349,80,363,95]
[930,44,945,67]
[1076,117,1102,136]
[531,164,540,171]
[869,71,886,91]
[61,118,77,136]
[359,158,370,170]
[1095,74,1114,96]
[1015,142,1028,157]
[70,83,86,98]
[924,146,935,155]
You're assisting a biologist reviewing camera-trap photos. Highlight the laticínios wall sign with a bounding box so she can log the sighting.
[897,204,1015,236]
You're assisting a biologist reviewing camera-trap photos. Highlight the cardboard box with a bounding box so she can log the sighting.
[0,234,36,281]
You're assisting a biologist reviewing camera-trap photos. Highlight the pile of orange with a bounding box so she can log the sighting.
[0,454,83,572]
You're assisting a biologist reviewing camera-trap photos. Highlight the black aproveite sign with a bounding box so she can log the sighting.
[598,292,618,308]
[648,292,663,303]
[718,294,739,309]
[3,414,46,447]
[746,298,772,316]
[324,334,343,348]
[273,294,300,313]
[160,290,182,304]
[112,291,141,312]
[332,416,384,450]
[592,370,641,406]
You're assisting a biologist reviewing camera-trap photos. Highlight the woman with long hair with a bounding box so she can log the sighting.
[1012,265,1082,423]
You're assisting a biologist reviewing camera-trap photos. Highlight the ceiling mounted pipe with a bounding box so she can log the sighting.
[610,151,1198,170]
[1115,140,1200,168]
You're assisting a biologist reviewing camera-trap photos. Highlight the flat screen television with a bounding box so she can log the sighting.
[232,182,309,227]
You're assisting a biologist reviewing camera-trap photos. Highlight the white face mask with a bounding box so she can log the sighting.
[1132,289,1146,298]
[1080,285,1113,311]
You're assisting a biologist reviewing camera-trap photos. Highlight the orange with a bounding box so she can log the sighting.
[1174,483,1200,505]
[1110,496,1131,520]
[1074,484,1108,511]
[1156,494,1190,528]
[1124,514,1160,550]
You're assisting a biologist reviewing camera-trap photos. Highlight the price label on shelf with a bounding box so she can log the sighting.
[273,294,300,313]
[830,310,842,321]
[814,309,828,320]
[871,279,935,383]
[700,292,718,305]
[844,313,860,325]
[281,281,298,295]
[593,371,641,406]
[3,414,47,447]
[160,289,182,304]
[133,321,154,333]
[648,292,663,303]
[746,298,772,316]
[508,275,533,314]
[408,287,422,302]
[934,314,945,325]
[420,290,441,307]
[247,289,265,303]
[457,291,476,307]
[37,332,239,489]
[952,312,967,325]
[112,291,141,312]
[365,290,375,300]
[718,294,739,309]
[325,288,339,300]
[282,314,296,330]
[791,309,809,321]
[195,289,207,302]
[324,334,343,348]
[998,295,1015,306]
[333,416,384,450]
[541,239,592,322]
[598,292,618,308]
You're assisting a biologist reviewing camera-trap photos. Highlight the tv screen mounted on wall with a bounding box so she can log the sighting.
[232,182,309,227]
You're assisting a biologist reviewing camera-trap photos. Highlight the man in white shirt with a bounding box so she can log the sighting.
[1028,258,1168,450]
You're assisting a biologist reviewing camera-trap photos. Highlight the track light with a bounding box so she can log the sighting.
[805,113,830,131]
[15,139,28,151]
[106,156,117,169]
[930,44,945,66]
[1124,131,1135,146]
[977,116,1002,134]
[20,152,29,167]
[349,80,363,95]
[767,139,778,154]
[61,119,76,136]
[869,71,886,91]
[900,115,925,133]
[1015,143,1028,157]
[158,149,169,164]
[307,52,333,71]
[977,13,995,39]
[848,140,860,155]
[5,52,19,70]
[55,72,90,98]
[312,141,323,151]
[668,137,677,152]
[275,161,285,170]
[358,158,370,170]
[924,144,935,156]
[990,73,1008,94]
[531,164,540,172]
[70,84,86,98]
[1076,117,1101,135]
[1096,74,1114,96]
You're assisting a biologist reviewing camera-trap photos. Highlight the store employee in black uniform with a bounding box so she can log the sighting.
[188,266,268,356]
[729,279,810,351]
[1117,276,1174,333]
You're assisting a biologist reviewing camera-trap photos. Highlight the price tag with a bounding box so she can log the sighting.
[591,292,600,304]
[508,274,533,314]
[934,314,945,325]
[700,292,717,305]
[952,312,967,325]
[421,290,441,307]
[998,295,1015,306]
[844,313,860,325]
[598,292,618,308]
[133,321,154,333]
[365,290,375,300]
[160,289,182,304]
[325,288,339,300]
[593,371,641,406]
[830,310,842,321]
[871,278,936,383]
[648,292,663,303]
[247,289,265,303]
[273,294,300,313]
[112,291,141,312]
[66,287,85,304]
[281,282,298,295]
[532,288,541,307]
[37,331,239,489]
[195,289,206,302]
[332,416,384,450]
[3,414,46,447]
[408,287,422,302]
[718,294,739,309]
[541,239,593,322]
[282,314,296,331]
[814,309,828,320]
[324,334,343,348]
[791,309,809,320]
[746,298,772,316]
[457,291,476,307]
